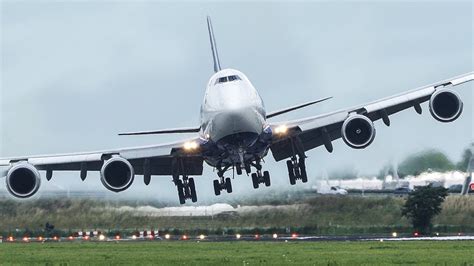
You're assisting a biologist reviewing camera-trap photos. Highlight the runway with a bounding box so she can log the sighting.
[2,234,473,244]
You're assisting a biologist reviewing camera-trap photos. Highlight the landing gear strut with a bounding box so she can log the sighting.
[213,165,233,196]
[287,155,307,185]
[174,175,197,204]
[250,159,270,189]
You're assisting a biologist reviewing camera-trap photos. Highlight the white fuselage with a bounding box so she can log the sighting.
[200,69,268,165]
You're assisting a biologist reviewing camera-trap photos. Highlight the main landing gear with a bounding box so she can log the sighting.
[213,165,233,196]
[287,155,307,185]
[174,175,197,204]
[250,159,271,189]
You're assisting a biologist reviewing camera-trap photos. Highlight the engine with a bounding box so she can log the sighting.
[341,114,376,149]
[6,163,41,198]
[100,156,135,192]
[429,89,463,123]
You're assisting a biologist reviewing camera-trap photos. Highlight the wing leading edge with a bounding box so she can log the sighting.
[269,72,474,161]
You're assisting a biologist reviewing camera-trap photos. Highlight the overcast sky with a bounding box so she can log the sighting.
[0,1,472,201]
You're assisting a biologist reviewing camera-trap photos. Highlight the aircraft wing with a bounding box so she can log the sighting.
[0,137,204,176]
[269,72,474,161]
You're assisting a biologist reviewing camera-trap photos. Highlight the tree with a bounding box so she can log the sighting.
[401,185,448,235]
[398,149,455,177]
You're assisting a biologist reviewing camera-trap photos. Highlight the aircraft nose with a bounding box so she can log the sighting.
[210,109,263,144]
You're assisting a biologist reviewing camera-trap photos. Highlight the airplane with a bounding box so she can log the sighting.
[0,17,473,204]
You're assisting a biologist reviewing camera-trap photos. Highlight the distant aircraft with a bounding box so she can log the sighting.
[1,17,473,204]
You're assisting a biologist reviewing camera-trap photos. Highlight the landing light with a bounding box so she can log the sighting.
[183,141,199,151]
[274,125,288,135]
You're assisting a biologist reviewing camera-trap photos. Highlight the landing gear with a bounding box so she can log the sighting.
[213,177,232,196]
[251,170,270,189]
[287,156,307,185]
[213,166,233,196]
[250,159,271,189]
[175,175,197,204]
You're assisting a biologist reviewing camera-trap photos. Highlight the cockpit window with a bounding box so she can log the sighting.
[215,75,241,84]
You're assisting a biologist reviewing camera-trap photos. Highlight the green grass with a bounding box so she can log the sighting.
[0,241,473,265]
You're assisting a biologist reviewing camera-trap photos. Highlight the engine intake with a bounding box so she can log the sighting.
[429,89,463,123]
[341,114,376,149]
[6,163,41,198]
[100,157,135,192]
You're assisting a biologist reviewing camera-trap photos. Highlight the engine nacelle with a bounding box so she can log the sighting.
[6,163,41,198]
[429,89,463,123]
[341,114,376,149]
[100,156,135,192]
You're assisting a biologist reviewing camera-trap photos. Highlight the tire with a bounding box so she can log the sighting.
[300,167,308,183]
[213,180,221,196]
[251,173,259,189]
[287,160,296,185]
[225,178,233,193]
[189,178,197,203]
[245,164,251,174]
[236,165,243,175]
[263,171,271,187]
[177,182,185,204]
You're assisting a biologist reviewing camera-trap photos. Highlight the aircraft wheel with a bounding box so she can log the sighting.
[189,178,197,202]
[177,181,185,204]
[225,177,233,193]
[287,160,296,185]
[213,180,221,196]
[236,164,243,175]
[300,167,308,183]
[251,173,259,189]
[245,164,251,174]
[263,171,271,187]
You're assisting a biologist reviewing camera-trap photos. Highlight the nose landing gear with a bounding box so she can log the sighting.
[213,166,233,196]
[250,159,271,189]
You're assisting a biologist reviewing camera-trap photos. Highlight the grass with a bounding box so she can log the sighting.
[1,196,473,234]
[0,241,473,265]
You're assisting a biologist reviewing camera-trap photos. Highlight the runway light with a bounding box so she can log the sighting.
[53,236,58,241]
[435,232,440,236]
[199,234,206,240]
[165,234,171,240]
[37,236,43,241]
[99,234,106,241]
[235,234,241,240]
[83,235,89,240]
[413,232,419,237]
[132,235,137,240]
[115,235,121,240]
[272,233,278,239]
[254,234,259,239]
[291,233,298,239]
[392,232,398,237]
[22,237,29,242]
[68,236,74,240]
[8,236,14,242]
[182,235,188,240]
[274,125,288,135]
[183,141,199,151]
